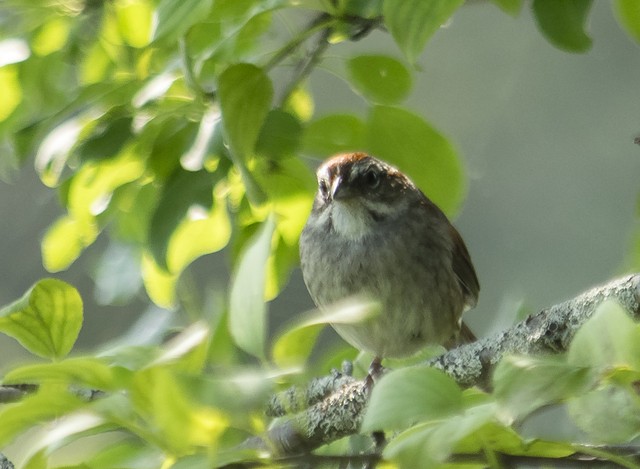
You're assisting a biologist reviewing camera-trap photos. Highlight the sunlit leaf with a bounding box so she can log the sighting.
[272,299,380,368]
[347,55,412,104]
[362,367,463,432]
[365,105,464,216]
[3,357,130,391]
[115,0,153,48]
[32,17,70,56]
[0,385,86,447]
[532,0,593,52]
[229,216,275,360]
[614,0,640,44]
[383,0,465,63]
[302,114,366,157]
[42,215,98,272]
[0,66,22,121]
[131,367,229,453]
[0,279,83,360]
[141,253,179,308]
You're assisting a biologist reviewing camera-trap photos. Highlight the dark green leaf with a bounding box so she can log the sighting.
[76,116,133,162]
[532,0,593,52]
[365,105,464,215]
[362,367,463,432]
[229,217,275,359]
[347,55,412,104]
[383,0,465,63]
[255,109,303,160]
[493,355,591,419]
[0,278,83,359]
[614,0,640,44]
[218,63,273,159]
[302,114,366,157]
[148,169,217,270]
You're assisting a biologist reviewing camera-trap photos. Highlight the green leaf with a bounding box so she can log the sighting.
[383,0,465,63]
[153,0,213,43]
[148,169,216,270]
[228,216,275,359]
[614,0,640,44]
[302,114,366,157]
[3,357,129,391]
[362,367,463,432]
[365,105,464,216]
[0,279,83,359]
[493,355,591,420]
[568,300,640,370]
[0,385,86,447]
[491,0,523,16]
[42,215,98,272]
[347,55,412,104]
[532,0,593,52]
[384,402,495,466]
[255,109,303,160]
[272,299,380,368]
[455,421,576,457]
[568,383,640,443]
[218,63,273,159]
[76,116,133,162]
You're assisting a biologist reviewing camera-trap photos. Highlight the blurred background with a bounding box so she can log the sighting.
[0,0,638,373]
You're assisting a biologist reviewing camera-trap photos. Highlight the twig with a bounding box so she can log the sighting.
[250,274,640,456]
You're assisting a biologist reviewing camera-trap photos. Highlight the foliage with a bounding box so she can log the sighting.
[0,0,639,467]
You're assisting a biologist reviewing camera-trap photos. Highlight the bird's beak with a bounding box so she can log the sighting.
[330,176,352,201]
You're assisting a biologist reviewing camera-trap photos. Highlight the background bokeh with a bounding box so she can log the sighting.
[0,1,638,369]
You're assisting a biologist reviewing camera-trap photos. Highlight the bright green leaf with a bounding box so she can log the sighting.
[532,0,593,52]
[3,357,129,391]
[614,0,640,44]
[42,215,98,272]
[115,0,153,47]
[0,65,22,122]
[568,300,640,370]
[32,17,70,56]
[0,385,86,447]
[0,279,83,359]
[365,105,464,216]
[302,114,366,157]
[229,216,275,359]
[218,63,273,159]
[493,355,591,420]
[272,299,380,368]
[152,0,213,42]
[383,0,465,63]
[362,367,463,432]
[347,55,412,104]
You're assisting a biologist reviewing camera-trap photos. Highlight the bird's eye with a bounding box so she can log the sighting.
[318,179,329,197]
[363,169,380,189]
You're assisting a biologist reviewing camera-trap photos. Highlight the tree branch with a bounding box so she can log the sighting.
[254,274,640,456]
